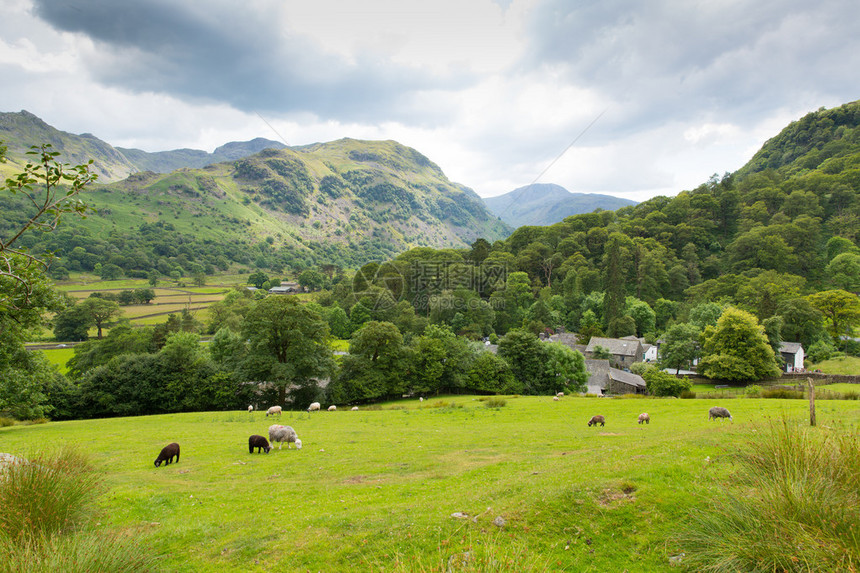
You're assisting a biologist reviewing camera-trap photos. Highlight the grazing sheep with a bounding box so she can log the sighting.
[248,435,272,453]
[638,413,650,424]
[307,402,321,412]
[248,405,254,412]
[351,406,359,411]
[265,406,282,417]
[709,406,733,421]
[154,443,180,467]
[268,425,302,450]
[587,415,605,427]
[328,405,337,411]
[553,396,560,401]
[557,392,564,397]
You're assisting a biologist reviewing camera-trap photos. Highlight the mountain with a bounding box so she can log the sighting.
[0,110,285,181]
[115,138,287,173]
[0,113,512,272]
[483,183,637,227]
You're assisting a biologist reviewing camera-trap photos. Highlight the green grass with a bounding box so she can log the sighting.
[41,347,75,374]
[810,355,860,375]
[1,397,858,571]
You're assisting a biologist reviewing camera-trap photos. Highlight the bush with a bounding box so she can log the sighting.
[679,390,697,399]
[677,419,860,572]
[484,397,507,408]
[744,384,762,397]
[760,387,804,399]
[642,368,692,397]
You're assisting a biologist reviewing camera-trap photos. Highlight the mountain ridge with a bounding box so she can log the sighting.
[484,183,637,227]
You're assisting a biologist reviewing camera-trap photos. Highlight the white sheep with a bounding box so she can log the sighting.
[328,405,337,411]
[351,406,359,411]
[556,392,564,397]
[268,425,302,450]
[265,405,282,417]
[638,412,650,424]
[307,402,321,412]
[553,396,560,401]
[248,405,254,412]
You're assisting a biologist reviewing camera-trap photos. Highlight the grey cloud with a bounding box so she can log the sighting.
[525,0,860,130]
[29,0,464,122]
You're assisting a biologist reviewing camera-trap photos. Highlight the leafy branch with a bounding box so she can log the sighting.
[0,142,97,311]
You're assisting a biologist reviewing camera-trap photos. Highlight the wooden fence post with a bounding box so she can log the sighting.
[808,378,816,427]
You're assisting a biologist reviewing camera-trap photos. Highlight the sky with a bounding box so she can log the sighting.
[1,0,858,202]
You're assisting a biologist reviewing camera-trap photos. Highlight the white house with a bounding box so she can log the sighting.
[779,342,805,372]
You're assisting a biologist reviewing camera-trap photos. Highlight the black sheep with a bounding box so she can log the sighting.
[249,435,272,454]
[154,442,180,467]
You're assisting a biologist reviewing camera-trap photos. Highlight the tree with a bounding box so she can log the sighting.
[53,301,94,341]
[806,289,860,342]
[78,296,122,339]
[542,342,588,393]
[697,307,781,382]
[776,297,827,348]
[642,367,692,397]
[659,323,700,374]
[329,321,406,403]
[298,269,325,291]
[465,351,522,394]
[240,296,334,405]
[248,271,269,289]
[826,252,860,291]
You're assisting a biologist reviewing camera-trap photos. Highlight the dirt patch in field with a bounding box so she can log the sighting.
[597,485,636,506]
[597,432,624,436]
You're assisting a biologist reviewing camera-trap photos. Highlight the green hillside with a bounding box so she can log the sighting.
[0,123,511,272]
[0,110,285,182]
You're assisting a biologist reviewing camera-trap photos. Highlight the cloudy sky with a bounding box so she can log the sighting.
[1,0,858,201]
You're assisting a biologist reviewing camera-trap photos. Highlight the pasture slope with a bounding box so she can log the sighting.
[1,396,858,572]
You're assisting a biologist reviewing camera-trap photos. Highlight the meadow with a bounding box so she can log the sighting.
[2,396,858,571]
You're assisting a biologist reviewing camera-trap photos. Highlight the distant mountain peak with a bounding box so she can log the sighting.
[483,183,636,227]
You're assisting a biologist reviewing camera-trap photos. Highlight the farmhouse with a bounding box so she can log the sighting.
[778,341,805,372]
[585,337,643,368]
[583,359,647,395]
[268,281,303,295]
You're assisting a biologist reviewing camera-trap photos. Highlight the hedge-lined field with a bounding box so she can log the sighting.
[2,396,858,571]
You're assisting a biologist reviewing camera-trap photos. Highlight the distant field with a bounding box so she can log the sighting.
[2,396,858,571]
[810,355,860,375]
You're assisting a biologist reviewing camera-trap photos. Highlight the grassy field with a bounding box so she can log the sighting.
[2,396,858,572]
[809,355,860,375]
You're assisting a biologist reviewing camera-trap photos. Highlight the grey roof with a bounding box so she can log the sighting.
[608,368,646,388]
[779,342,804,355]
[585,337,642,357]
[585,359,610,392]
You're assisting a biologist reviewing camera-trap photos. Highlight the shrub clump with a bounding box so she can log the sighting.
[677,419,860,572]
[484,397,507,408]
[760,387,805,399]
[0,447,154,572]
[679,390,697,399]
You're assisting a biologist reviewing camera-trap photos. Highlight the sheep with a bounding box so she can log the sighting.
[154,443,180,467]
[248,435,272,453]
[248,405,254,412]
[307,402,321,412]
[351,406,359,411]
[557,392,564,397]
[328,405,337,411]
[553,396,560,401]
[638,413,650,424]
[709,406,733,421]
[265,406,282,417]
[269,425,302,450]
[587,415,605,427]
